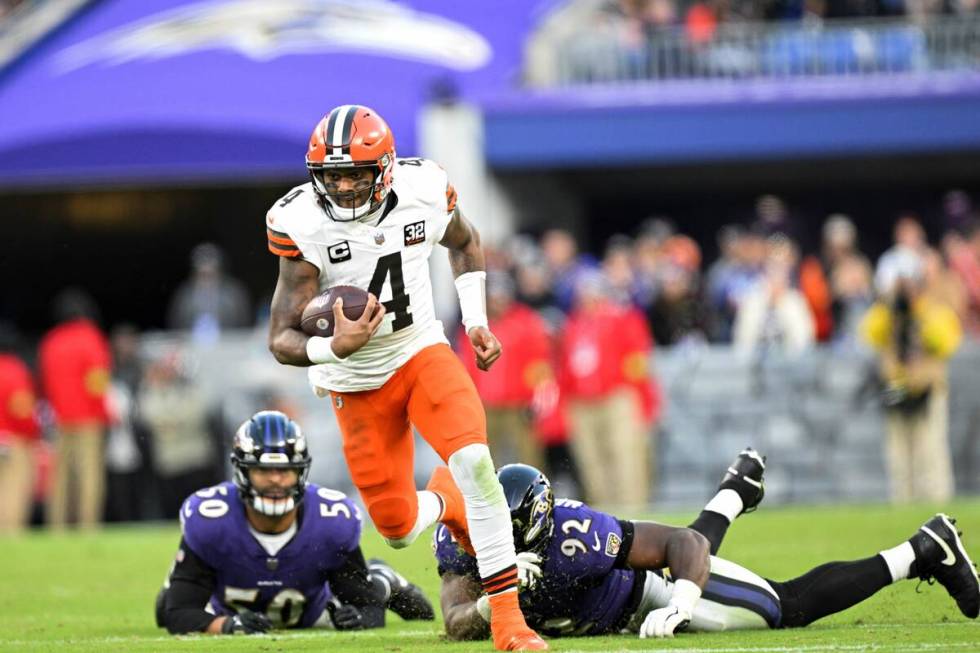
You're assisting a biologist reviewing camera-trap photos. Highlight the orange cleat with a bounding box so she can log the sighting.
[425,466,475,556]
[490,591,548,650]
[494,627,549,651]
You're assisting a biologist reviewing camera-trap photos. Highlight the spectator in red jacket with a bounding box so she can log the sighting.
[0,324,40,533]
[558,271,658,510]
[457,272,552,469]
[39,290,112,529]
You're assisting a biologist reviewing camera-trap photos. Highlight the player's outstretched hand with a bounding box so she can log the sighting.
[468,326,502,371]
[330,294,386,359]
[220,609,272,635]
[516,552,542,590]
[328,601,366,630]
[639,606,691,638]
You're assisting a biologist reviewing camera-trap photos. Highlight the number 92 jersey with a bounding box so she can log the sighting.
[266,157,458,393]
[434,499,640,636]
[178,482,361,628]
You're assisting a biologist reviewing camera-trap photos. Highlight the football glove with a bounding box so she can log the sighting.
[220,609,272,635]
[516,552,543,591]
[639,606,691,638]
[639,578,700,639]
[327,600,365,630]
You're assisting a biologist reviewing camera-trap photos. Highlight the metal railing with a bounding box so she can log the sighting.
[544,15,980,85]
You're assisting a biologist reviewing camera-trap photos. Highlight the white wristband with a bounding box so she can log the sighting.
[306,336,342,365]
[669,579,702,615]
[454,271,488,333]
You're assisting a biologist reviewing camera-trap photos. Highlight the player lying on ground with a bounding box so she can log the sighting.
[155,410,433,635]
[436,451,979,641]
[266,104,545,649]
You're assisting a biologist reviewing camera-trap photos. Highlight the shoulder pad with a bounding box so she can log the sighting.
[180,484,238,559]
[266,183,323,239]
[307,485,362,551]
[392,158,449,206]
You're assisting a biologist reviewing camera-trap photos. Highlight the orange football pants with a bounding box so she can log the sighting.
[330,343,487,539]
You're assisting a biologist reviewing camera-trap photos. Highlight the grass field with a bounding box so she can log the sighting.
[2,500,978,653]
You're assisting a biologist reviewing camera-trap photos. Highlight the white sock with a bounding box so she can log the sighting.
[448,443,517,579]
[383,490,443,549]
[878,542,916,583]
[703,488,744,524]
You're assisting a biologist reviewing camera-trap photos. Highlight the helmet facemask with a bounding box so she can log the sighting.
[234,461,309,517]
[308,161,388,222]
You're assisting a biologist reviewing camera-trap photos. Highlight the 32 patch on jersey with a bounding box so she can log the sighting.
[328,241,352,263]
[404,221,425,246]
[604,532,622,558]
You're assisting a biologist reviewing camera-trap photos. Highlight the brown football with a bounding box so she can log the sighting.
[300,285,371,337]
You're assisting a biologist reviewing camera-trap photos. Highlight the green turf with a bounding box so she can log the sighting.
[1,500,978,652]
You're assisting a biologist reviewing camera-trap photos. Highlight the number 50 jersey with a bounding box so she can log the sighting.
[266,158,458,393]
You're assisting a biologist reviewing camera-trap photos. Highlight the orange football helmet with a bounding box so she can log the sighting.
[306,105,396,221]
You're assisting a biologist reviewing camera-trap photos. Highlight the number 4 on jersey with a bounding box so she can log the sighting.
[368,253,413,332]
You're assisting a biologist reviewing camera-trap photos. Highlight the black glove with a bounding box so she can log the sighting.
[220,609,272,635]
[327,601,365,630]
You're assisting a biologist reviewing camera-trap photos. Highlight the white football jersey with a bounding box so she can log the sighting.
[266,157,458,393]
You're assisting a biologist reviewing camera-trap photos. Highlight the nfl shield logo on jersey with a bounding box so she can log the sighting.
[605,532,622,557]
[374,230,385,245]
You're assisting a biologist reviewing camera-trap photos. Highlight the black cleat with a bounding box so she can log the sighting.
[909,514,979,619]
[154,586,167,628]
[368,558,435,621]
[718,448,766,515]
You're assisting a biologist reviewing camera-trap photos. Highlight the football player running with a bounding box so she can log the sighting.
[265,105,545,649]
[155,410,433,635]
[436,451,979,641]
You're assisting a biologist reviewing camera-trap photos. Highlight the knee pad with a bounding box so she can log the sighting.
[368,495,416,541]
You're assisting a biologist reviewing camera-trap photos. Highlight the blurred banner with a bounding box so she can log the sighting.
[0,0,550,187]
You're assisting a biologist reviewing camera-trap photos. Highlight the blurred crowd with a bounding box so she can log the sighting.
[0,244,260,533]
[456,189,978,505]
[481,196,979,354]
[2,191,979,531]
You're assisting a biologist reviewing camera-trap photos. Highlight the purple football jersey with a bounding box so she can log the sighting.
[179,481,361,628]
[433,499,637,636]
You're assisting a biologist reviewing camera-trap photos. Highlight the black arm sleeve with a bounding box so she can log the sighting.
[614,520,635,569]
[161,538,220,635]
[325,547,386,628]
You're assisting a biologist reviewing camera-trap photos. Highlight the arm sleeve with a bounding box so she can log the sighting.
[161,539,219,634]
[325,547,386,628]
[614,520,636,569]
